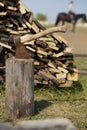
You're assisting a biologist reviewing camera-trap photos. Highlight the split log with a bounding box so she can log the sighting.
[67,72,78,81]
[18,0,30,12]
[0,2,4,7]
[0,42,12,50]
[0,66,5,70]
[38,70,59,85]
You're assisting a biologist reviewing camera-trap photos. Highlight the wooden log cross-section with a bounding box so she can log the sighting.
[5,57,34,118]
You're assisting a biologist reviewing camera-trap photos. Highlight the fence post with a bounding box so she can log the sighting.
[5,57,34,118]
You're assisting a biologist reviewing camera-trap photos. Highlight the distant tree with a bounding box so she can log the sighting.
[35,13,47,21]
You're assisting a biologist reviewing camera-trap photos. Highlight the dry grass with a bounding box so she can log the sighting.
[0,73,87,130]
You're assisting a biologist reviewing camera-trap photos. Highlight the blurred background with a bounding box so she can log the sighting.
[22,0,87,55]
[22,0,87,22]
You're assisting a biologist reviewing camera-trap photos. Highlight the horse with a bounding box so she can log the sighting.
[55,12,86,32]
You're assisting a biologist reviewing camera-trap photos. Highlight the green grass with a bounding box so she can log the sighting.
[0,57,87,130]
[74,57,87,69]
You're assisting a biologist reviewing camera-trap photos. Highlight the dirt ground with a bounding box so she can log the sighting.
[55,29,87,55]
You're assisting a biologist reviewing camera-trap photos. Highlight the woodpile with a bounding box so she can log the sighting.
[0,0,78,87]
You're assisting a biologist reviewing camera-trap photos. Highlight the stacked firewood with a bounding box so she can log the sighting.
[0,0,78,87]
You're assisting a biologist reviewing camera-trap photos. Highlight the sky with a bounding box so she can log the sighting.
[22,0,87,22]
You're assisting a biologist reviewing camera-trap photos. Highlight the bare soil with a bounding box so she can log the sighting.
[57,31,87,55]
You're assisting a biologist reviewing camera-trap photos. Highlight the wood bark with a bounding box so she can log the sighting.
[5,57,34,118]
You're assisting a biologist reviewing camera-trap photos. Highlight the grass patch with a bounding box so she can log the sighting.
[74,57,87,69]
[0,57,87,130]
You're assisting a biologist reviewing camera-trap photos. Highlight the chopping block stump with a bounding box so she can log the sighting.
[5,57,34,118]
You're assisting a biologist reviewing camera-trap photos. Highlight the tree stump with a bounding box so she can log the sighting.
[5,57,34,118]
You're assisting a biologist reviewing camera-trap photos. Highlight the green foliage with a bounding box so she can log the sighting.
[35,13,47,21]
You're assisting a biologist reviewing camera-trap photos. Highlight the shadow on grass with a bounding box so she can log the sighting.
[57,81,83,93]
[34,100,52,115]
[35,81,83,94]
[34,81,84,102]
[71,81,83,92]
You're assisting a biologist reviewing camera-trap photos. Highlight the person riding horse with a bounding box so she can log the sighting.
[68,1,76,22]
[55,1,86,32]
